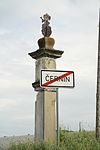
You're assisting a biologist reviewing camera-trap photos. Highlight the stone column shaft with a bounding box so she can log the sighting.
[29,36,64,143]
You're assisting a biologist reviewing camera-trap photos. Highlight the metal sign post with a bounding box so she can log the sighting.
[56,88,59,146]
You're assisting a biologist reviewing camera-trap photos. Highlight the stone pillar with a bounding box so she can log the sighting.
[28,14,64,143]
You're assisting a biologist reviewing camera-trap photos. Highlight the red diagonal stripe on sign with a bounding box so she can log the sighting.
[42,71,73,86]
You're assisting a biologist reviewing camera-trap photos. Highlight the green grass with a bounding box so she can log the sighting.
[60,130,100,150]
[6,131,100,150]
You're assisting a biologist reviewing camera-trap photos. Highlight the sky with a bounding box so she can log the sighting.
[0,0,100,137]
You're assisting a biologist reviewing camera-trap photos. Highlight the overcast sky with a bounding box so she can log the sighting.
[0,0,100,137]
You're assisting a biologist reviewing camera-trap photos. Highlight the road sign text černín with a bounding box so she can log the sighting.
[40,70,75,88]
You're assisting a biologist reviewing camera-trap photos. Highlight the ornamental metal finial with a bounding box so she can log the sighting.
[40,13,52,37]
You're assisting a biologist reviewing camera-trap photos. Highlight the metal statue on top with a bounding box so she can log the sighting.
[40,13,52,37]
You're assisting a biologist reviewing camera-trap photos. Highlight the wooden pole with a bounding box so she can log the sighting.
[96,9,100,140]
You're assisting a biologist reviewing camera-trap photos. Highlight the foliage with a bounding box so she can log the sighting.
[60,131,100,150]
[7,142,59,150]
[5,131,100,150]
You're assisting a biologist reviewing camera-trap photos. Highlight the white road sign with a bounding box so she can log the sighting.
[40,70,75,88]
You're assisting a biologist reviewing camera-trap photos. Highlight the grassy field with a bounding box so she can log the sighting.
[5,131,100,150]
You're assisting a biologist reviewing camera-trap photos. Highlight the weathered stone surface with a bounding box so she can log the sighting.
[28,48,64,59]
[44,91,56,143]
[35,90,56,143]
[34,56,57,142]
[38,37,55,49]
[35,92,44,141]
[35,57,56,82]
